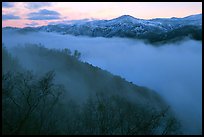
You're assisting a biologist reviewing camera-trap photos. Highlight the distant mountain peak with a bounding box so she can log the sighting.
[118,15,135,18]
[115,15,137,20]
[182,13,202,20]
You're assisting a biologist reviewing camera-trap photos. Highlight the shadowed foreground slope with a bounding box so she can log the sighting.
[2,44,181,135]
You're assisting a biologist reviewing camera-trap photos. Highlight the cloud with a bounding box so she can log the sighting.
[2,14,21,20]
[27,9,61,20]
[25,22,39,27]
[25,2,52,9]
[2,2,15,8]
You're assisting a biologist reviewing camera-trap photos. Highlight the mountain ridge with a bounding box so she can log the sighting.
[2,13,202,44]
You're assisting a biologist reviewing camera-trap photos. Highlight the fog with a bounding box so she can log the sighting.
[2,30,202,134]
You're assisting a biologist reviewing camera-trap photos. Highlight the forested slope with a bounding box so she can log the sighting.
[2,44,181,135]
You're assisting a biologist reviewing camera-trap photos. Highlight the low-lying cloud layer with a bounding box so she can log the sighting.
[2,31,202,134]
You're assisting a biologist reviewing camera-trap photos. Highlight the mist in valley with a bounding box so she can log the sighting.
[2,30,202,134]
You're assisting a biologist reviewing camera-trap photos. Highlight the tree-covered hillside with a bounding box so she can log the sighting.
[2,44,182,135]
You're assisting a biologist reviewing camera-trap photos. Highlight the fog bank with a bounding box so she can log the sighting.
[2,30,202,134]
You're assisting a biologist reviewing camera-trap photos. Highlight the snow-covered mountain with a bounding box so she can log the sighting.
[3,13,202,44]
[149,13,202,29]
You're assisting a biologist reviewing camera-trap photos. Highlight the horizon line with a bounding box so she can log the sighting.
[2,13,202,29]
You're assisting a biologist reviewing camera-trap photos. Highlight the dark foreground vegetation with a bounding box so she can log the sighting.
[2,44,182,135]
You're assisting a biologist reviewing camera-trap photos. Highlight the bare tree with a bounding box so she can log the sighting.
[2,71,64,135]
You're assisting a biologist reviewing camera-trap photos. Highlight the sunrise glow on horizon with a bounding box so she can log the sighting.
[2,2,202,28]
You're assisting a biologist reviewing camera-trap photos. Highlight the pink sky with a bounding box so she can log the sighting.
[2,2,202,28]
